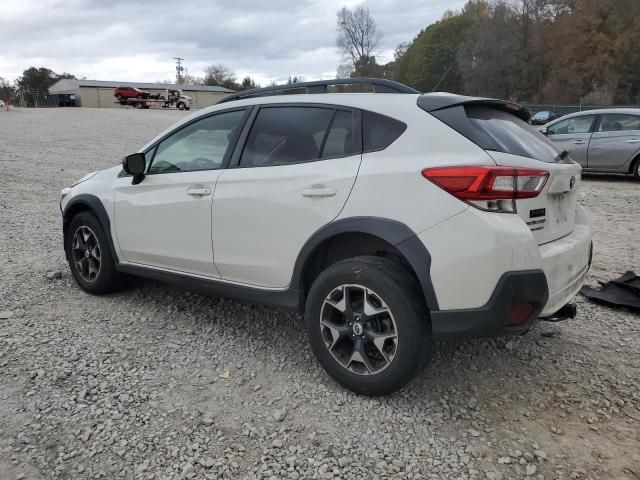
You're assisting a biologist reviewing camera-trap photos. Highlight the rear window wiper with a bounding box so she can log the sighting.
[556,150,570,161]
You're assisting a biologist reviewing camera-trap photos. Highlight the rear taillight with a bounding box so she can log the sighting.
[421,166,549,213]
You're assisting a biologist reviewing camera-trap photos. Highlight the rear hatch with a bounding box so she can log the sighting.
[419,95,581,245]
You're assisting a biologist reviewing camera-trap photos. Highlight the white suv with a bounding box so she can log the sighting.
[60,78,592,395]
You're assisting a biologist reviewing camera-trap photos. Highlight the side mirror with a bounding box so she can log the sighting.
[122,153,146,185]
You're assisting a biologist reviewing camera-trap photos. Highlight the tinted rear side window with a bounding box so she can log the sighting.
[362,111,406,152]
[322,110,357,158]
[240,107,334,167]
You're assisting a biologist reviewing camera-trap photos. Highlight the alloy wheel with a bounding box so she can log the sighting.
[71,226,101,283]
[320,284,398,375]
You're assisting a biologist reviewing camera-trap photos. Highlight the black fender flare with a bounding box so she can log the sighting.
[62,194,119,263]
[290,217,439,311]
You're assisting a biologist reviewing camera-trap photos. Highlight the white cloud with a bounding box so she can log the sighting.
[0,0,465,84]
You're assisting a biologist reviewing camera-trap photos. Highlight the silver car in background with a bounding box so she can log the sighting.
[540,108,640,180]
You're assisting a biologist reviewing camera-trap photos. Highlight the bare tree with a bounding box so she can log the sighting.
[336,6,383,75]
[203,64,238,89]
[336,63,354,79]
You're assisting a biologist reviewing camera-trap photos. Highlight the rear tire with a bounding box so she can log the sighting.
[633,157,640,180]
[66,212,122,294]
[304,256,431,396]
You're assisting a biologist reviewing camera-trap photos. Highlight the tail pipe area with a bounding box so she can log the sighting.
[541,303,577,323]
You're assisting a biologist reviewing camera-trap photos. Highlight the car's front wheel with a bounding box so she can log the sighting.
[305,256,431,396]
[66,212,122,294]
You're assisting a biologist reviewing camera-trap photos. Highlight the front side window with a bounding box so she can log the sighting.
[597,114,640,132]
[239,106,354,167]
[149,109,246,174]
[547,115,595,135]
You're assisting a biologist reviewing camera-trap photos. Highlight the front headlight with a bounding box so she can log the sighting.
[60,171,99,211]
[60,187,72,211]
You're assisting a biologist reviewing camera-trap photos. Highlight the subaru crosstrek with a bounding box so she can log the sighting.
[60,78,592,395]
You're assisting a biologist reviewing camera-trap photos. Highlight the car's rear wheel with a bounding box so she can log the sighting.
[66,212,122,294]
[304,256,431,396]
[633,157,640,180]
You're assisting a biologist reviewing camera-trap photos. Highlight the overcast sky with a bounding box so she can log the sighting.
[0,0,465,85]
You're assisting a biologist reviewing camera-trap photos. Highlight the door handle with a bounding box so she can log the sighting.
[573,140,585,144]
[187,187,211,197]
[301,186,337,198]
[627,139,640,144]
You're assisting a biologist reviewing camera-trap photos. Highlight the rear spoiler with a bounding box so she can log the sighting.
[418,93,531,122]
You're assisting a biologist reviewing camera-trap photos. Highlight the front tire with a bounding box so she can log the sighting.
[177,102,186,110]
[633,158,640,180]
[304,256,431,396]
[66,212,122,294]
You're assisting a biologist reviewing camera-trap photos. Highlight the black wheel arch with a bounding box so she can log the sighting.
[62,194,119,263]
[291,217,439,312]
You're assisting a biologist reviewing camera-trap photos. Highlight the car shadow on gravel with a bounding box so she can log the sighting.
[111,277,564,399]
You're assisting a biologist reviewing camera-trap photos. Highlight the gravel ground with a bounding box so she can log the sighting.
[0,107,639,480]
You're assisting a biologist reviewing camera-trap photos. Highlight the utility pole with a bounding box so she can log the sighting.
[173,57,184,84]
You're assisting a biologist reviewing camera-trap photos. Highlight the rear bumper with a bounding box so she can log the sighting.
[538,204,591,316]
[429,205,591,339]
[431,270,548,339]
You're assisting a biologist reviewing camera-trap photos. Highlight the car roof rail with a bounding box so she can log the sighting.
[216,77,420,104]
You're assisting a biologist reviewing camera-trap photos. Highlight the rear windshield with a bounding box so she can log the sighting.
[427,104,562,163]
[465,106,560,162]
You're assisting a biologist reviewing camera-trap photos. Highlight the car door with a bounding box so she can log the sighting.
[212,104,362,288]
[587,113,640,172]
[114,108,248,277]
[545,114,596,167]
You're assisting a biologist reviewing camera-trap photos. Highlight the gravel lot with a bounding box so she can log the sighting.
[1,107,639,480]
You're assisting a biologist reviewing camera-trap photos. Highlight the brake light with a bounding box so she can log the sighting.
[421,166,549,213]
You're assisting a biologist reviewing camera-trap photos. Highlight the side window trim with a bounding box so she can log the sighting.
[143,107,250,174]
[229,103,361,169]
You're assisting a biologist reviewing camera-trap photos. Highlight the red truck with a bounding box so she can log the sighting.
[113,87,191,110]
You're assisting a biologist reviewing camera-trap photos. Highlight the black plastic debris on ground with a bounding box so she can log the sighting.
[580,271,640,311]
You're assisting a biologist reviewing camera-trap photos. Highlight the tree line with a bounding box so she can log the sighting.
[337,0,640,105]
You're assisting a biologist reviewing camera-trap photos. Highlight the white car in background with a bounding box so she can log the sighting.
[59,78,592,395]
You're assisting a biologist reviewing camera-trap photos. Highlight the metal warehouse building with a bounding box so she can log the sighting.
[49,79,234,109]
